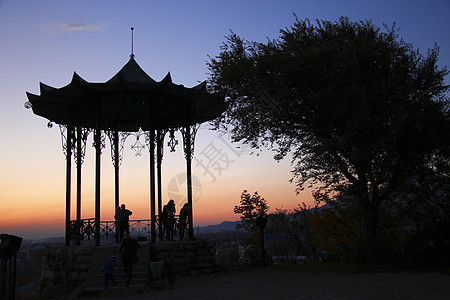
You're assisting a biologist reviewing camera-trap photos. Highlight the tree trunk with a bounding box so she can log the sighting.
[360,194,380,262]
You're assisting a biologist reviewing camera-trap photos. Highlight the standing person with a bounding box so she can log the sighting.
[102,255,117,289]
[178,203,189,240]
[117,204,132,241]
[166,200,176,241]
[161,204,168,240]
[119,233,140,287]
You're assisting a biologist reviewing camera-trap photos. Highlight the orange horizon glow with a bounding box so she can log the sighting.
[1,128,314,240]
[1,170,314,240]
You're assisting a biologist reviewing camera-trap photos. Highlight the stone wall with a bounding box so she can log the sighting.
[38,245,94,295]
[150,239,217,275]
[37,240,216,295]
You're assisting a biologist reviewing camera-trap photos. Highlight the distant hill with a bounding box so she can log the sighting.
[199,221,240,233]
[23,236,65,246]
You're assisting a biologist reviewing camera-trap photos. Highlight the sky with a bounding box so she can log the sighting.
[0,0,449,239]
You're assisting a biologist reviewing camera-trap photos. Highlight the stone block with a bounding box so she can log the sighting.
[156,251,169,259]
[76,263,90,272]
[198,262,212,269]
[72,245,94,256]
[154,242,172,252]
[184,245,198,251]
[196,249,209,256]
[71,271,79,280]
[77,272,88,280]
[76,255,91,265]
[172,257,192,265]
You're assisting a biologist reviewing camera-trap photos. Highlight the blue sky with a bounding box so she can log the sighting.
[0,0,449,238]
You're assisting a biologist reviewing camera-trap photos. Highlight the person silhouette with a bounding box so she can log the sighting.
[116,204,132,241]
[178,203,189,240]
[161,204,168,240]
[166,200,176,241]
[102,255,117,289]
[119,233,140,287]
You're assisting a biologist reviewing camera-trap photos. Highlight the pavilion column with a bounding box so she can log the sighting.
[76,126,82,242]
[113,131,120,243]
[148,130,156,243]
[107,129,125,243]
[94,128,102,246]
[114,131,119,210]
[182,125,197,240]
[156,130,165,241]
[186,127,194,240]
[65,125,73,247]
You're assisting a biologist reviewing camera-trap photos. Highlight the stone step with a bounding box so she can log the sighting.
[69,240,215,298]
[89,244,150,264]
[90,256,150,267]
[88,263,148,275]
[88,244,149,268]
[77,282,148,298]
[84,271,148,281]
[88,262,148,272]
[82,276,148,289]
[91,262,148,269]
[73,242,152,298]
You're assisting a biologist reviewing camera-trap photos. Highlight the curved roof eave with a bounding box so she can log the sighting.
[26,57,227,131]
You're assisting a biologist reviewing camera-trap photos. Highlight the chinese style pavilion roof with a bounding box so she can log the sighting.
[26,57,227,131]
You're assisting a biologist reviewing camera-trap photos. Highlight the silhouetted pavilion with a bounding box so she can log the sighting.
[25,55,226,246]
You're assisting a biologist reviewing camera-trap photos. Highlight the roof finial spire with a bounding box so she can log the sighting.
[130,27,135,59]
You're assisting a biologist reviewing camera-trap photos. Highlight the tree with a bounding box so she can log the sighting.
[209,17,449,259]
[391,151,450,266]
[234,190,269,231]
[233,190,269,266]
[265,204,318,263]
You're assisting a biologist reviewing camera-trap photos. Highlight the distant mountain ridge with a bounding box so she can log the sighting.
[199,221,240,233]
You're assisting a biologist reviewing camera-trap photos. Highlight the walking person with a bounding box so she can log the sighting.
[102,255,117,289]
[119,233,140,287]
[178,203,189,240]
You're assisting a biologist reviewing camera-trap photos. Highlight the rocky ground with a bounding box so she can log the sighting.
[78,267,450,300]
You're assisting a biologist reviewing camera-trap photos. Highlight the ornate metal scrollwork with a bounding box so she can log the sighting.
[156,129,168,164]
[167,127,178,152]
[74,127,91,166]
[58,124,76,158]
[92,130,106,153]
[24,101,32,109]
[131,128,146,156]
[144,129,155,163]
[180,124,200,160]
[106,130,132,167]
[120,131,132,147]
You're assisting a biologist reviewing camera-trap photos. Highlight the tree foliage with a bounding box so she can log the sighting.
[209,17,449,251]
[234,190,269,231]
[265,203,318,263]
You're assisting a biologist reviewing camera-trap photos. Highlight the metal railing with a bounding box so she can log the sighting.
[69,216,187,241]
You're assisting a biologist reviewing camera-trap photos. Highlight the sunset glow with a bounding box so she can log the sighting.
[0,0,448,240]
